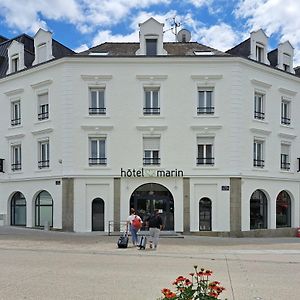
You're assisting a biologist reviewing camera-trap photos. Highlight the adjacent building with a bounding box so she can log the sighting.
[0,18,299,235]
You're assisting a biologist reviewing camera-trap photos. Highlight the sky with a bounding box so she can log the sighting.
[0,0,300,65]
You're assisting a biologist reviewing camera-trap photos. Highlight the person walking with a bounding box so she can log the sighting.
[146,209,163,250]
[126,208,142,247]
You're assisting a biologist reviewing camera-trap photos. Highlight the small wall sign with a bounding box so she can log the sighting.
[221,185,230,191]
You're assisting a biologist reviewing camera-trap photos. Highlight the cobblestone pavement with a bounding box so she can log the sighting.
[0,226,300,300]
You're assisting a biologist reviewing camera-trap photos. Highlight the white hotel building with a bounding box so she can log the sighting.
[0,18,300,235]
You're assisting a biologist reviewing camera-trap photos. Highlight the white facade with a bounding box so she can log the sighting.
[1,18,300,234]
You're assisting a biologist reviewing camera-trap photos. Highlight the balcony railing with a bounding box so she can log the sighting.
[197,157,214,165]
[38,160,49,169]
[38,111,49,120]
[254,111,265,120]
[253,159,264,168]
[11,163,22,171]
[281,116,291,125]
[11,118,21,126]
[89,157,107,165]
[281,160,290,170]
[143,157,160,165]
[89,107,106,115]
[0,159,4,173]
[197,106,214,114]
[143,107,160,115]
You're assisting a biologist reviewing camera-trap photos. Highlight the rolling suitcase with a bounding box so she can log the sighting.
[137,235,147,250]
[117,232,129,248]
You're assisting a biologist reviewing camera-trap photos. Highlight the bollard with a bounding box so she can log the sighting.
[296,227,300,238]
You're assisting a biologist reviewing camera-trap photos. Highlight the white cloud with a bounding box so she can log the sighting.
[195,23,241,51]
[92,30,138,46]
[73,43,89,53]
[235,0,300,65]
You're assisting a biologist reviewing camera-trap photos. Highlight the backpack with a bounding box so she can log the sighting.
[132,215,142,230]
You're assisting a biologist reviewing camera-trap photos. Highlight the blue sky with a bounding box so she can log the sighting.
[0,0,299,64]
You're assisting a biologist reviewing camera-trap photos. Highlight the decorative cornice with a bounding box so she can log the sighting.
[81,125,114,131]
[191,75,223,81]
[5,133,25,140]
[190,125,222,131]
[136,125,167,132]
[136,75,168,81]
[81,75,113,82]
[31,79,53,89]
[278,132,297,139]
[31,128,53,135]
[250,79,272,89]
[278,87,297,96]
[250,128,271,135]
[4,88,24,97]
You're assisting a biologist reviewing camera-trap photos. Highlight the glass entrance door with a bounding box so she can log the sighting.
[130,183,174,230]
[92,198,105,231]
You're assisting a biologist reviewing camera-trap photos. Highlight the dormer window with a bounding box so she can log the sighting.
[256,43,264,62]
[283,53,291,72]
[11,55,19,72]
[146,39,157,55]
[37,43,47,64]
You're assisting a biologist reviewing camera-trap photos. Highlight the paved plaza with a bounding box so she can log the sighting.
[0,227,300,300]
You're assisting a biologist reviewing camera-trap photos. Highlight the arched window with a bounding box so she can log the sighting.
[35,191,53,227]
[276,191,291,228]
[11,192,26,226]
[199,198,212,231]
[92,198,105,231]
[250,190,268,229]
[130,183,174,231]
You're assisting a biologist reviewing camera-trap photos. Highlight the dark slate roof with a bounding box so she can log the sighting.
[0,34,74,78]
[77,42,228,56]
[226,38,250,58]
[267,49,278,67]
[0,35,8,43]
[294,66,300,77]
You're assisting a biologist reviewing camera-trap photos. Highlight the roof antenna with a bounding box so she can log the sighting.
[164,16,181,42]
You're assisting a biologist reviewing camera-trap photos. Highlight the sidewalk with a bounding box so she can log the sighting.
[0,226,300,300]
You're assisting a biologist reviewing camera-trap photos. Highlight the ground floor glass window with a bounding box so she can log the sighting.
[199,198,212,231]
[250,190,268,229]
[35,191,53,227]
[276,191,291,228]
[11,192,26,226]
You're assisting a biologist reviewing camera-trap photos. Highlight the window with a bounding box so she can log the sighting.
[0,159,4,172]
[143,137,160,165]
[250,190,268,230]
[198,89,214,114]
[38,93,49,120]
[281,98,291,125]
[144,88,160,115]
[11,100,21,126]
[276,191,291,228]
[256,44,264,62]
[89,137,106,165]
[197,137,214,165]
[35,191,53,227]
[37,43,47,64]
[254,92,265,120]
[281,143,290,170]
[146,39,157,55]
[11,55,19,72]
[11,144,21,171]
[38,140,49,169]
[89,88,106,115]
[253,139,264,168]
[283,53,291,72]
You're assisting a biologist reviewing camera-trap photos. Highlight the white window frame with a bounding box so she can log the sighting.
[197,137,214,166]
[11,54,19,72]
[145,38,158,56]
[197,88,214,115]
[256,43,264,63]
[89,137,107,166]
[144,87,160,115]
[89,88,106,115]
[38,139,50,169]
[254,91,265,120]
[37,43,47,64]
[37,91,49,121]
[143,137,160,165]
[11,143,22,171]
[11,98,21,126]
[253,139,265,168]
[281,143,291,171]
[281,97,291,126]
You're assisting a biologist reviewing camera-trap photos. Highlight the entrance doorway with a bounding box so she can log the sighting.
[92,198,105,231]
[130,183,174,230]
[199,197,212,231]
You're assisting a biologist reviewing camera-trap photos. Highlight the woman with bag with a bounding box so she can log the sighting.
[126,208,142,247]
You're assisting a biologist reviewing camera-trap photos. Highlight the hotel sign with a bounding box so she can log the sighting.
[120,168,184,177]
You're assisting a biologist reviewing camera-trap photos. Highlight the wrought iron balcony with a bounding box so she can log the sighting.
[89,107,106,115]
[38,111,49,120]
[143,157,160,165]
[254,111,265,120]
[38,160,50,169]
[143,107,160,115]
[197,157,215,165]
[11,118,21,126]
[89,157,107,165]
[0,159,4,173]
[281,116,291,125]
[11,163,22,171]
[197,106,215,114]
[253,159,264,167]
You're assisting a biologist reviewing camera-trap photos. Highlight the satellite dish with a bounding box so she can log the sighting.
[177,29,191,43]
